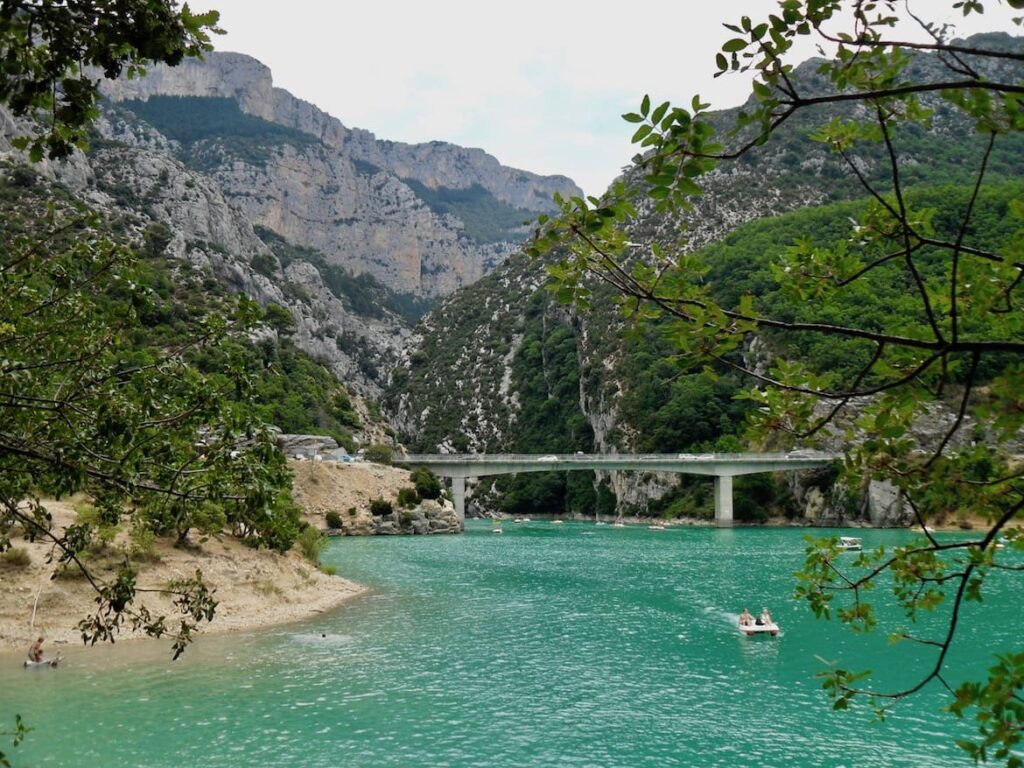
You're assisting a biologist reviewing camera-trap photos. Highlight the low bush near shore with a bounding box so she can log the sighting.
[2,547,31,567]
[297,526,327,564]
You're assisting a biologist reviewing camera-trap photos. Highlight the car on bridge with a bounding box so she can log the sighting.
[537,455,559,462]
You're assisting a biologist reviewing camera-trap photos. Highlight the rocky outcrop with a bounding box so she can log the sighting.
[289,460,460,535]
[324,500,461,536]
[277,434,342,459]
[371,500,461,536]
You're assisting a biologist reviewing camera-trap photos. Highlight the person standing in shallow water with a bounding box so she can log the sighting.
[29,636,43,662]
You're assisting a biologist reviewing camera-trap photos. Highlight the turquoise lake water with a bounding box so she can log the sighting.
[1,522,1017,767]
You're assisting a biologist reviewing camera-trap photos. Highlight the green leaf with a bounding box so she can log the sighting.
[632,124,653,143]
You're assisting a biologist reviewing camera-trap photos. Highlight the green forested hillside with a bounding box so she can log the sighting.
[131,235,364,450]
[699,182,1024,385]
[394,180,1024,519]
[490,292,601,517]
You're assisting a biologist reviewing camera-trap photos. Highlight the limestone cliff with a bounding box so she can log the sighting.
[99,51,582,298]
[0,106,407,414]
[1,47,583,411]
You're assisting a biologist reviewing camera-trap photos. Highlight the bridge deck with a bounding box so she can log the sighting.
[400,452,835,478]
[397,452,837,529]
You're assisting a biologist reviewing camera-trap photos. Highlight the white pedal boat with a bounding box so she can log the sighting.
[737,622,779,638]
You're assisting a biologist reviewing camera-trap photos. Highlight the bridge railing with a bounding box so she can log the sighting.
[399,451,837,464]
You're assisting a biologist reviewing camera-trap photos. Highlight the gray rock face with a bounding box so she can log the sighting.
[277,434,339,458]
[0,104,410,406]
[865,480,914,527]
[201,141,506,297]
[99,51,582,298]
[366,500,460,535]
[102,52,578,212]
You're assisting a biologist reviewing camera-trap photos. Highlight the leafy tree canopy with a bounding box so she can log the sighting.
[533,3,1024,763]
[0,0,221,160]
[0,174,300,653]
[0,0,296,677]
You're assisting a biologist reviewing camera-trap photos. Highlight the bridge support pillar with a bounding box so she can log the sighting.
[451,477,466,527]
[714,475,733,528]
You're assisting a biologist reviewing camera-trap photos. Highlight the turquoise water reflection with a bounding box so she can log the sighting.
[1,523,1014,767]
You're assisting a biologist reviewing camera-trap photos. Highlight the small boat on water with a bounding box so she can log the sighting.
[551,520,564,525]
[737,622,780,638]
[595,520,607,526]
[612,518,625,528]
[838,536,862,551]
[24,655,62,669]
[648,524,666,531]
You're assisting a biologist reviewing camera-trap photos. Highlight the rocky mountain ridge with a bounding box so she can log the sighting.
[100,51,581,298]
[102,52,576,211]
[0,48,582,421]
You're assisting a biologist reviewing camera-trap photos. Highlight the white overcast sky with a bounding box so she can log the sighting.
[205,1,1021,196]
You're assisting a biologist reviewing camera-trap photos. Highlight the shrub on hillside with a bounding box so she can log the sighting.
[296,526,327,564]
[325,511,344,529]
[411,467,442,500]
[397,487,420,508]
[369,498,393,517]
[128,523,160,563]
[363,443,392,465]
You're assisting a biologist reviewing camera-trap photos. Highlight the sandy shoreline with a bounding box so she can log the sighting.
[0,499,365,653]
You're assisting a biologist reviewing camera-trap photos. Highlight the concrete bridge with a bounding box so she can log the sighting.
[399,452,836,528]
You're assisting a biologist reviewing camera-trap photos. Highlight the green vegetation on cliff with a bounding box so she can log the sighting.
[253,226,433,323]
[120,96,317,169]
[492,292,600,517]
[401,179,534,244]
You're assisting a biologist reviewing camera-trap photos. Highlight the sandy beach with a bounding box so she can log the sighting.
[0,498,365,653]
